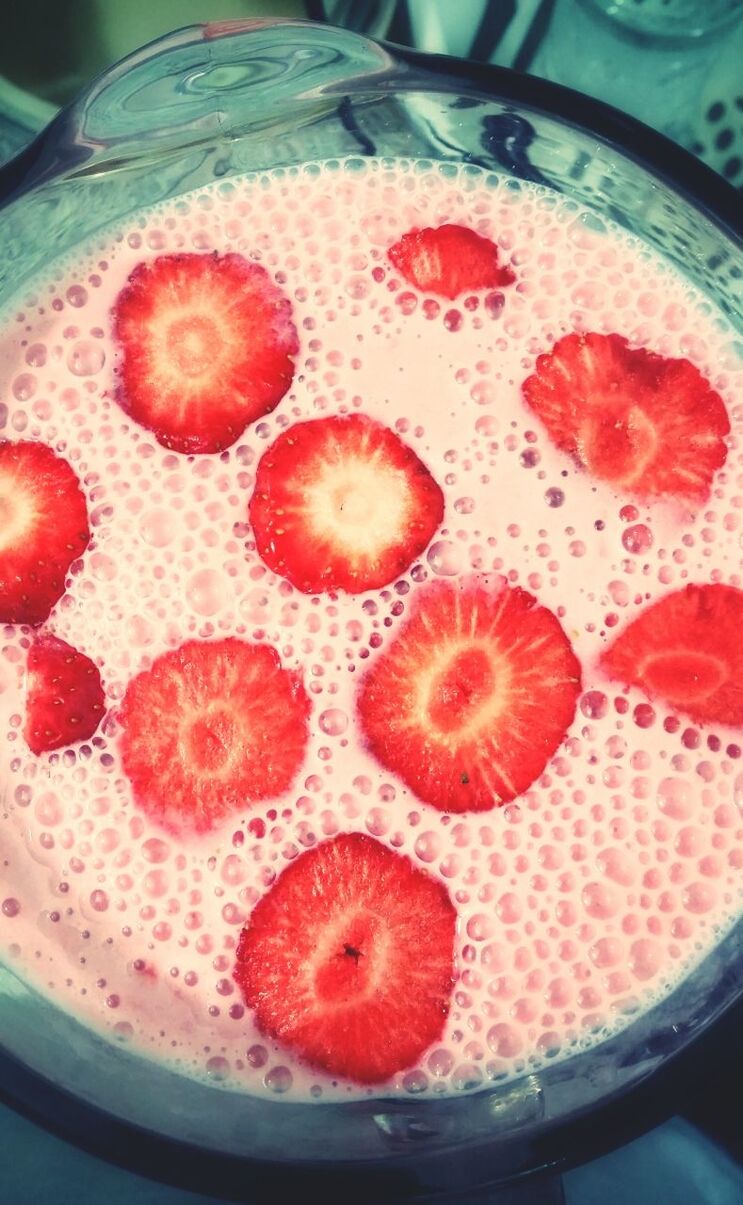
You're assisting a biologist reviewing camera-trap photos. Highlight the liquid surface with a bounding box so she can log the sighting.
[0,158,741,1102]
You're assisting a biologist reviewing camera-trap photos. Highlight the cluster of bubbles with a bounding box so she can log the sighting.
[0,156,741,1102]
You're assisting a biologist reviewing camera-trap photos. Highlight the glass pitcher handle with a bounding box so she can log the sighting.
[0,19,393,205]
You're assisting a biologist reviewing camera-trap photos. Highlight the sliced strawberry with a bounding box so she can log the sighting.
[112,252,298,454]
[24,635,105,755]
[234,832,456,1083]
[600,583,743,726]
[521,332,729,501]
[249,413,444,594]
[0,441,90,626]
[357,576,581,812]
[119,638,310,833]
[388,223,515,299]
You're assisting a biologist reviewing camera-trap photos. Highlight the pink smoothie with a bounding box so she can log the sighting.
[0,157,741,1102]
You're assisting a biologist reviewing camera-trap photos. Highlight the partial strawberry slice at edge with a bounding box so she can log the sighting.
[24,635,105,755]
[600,582,743,727]
[0,440,90,626]
[521,332,729,501]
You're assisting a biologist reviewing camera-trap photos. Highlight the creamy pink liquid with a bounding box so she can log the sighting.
[0,158,741,1102]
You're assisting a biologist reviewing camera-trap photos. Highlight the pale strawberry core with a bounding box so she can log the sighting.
[428,646,495,734]
[640,650,726,704]
[185,708,238,773]
[0,472,37,552]
[580,405,657,487]
[306,459,409,556]
[167,315,222,378]
[313,912,383,1004]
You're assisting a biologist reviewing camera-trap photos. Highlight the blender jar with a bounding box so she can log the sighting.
[0,19,740,1201]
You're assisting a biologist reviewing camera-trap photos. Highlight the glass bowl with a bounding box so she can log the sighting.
[0,18,740,1201]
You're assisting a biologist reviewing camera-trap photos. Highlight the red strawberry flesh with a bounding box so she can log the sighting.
[357,576,581,812]
[119,638,310,833]
[600,583,743,726]
[0,440,90,625]
[234,832,457,1083]
[24,635,105,755]
[113,252,298,454]
[521,332,729,501]
[249,413,444,594]
[388,224,515,299]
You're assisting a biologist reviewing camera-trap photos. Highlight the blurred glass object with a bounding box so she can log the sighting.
[0,0,306,105]
[530,0,743,147]
[0,74,56,164]
[306,0,397,37]
[589,0,743,37]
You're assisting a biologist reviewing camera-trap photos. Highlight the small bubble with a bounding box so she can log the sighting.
[264,1065,293,1093]
[247,1044,268,1068]
[657,778,693,820]
[622,524,653,554]
[35,794,62,826]
[682,882,716,914]
[427,540,463,576]
[319,709,348,736]
[470,380,495,406]
[402,1069,429,1093]
[428,1048,454,1077]
[221,855,247,886]
[545,487,564,508]
[633,704,655,729]
[25,342,47,368]
[466,914,494,941]
[487,1023,522,1057]
[67,340,105,376]
[139,509,177,547]
[495,892,521,924]
[66,285,88,307]
[187,568,226,616]
[414,831,440,863]
[452,1063,483,1091]
[580,691,608,719]
[475,415,499,437]
[12,373,36,401]
[206,1056,230,1081]
[581,882,619,919]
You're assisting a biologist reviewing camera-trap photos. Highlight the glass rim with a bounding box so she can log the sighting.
[387,40,742,250]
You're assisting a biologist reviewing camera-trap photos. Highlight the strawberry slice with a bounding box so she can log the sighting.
[112,253,298,454]
[357,577,581,812]
[0,440,90,626]
[249,413,444,594]
[234,832,457,1083]
[119,638,310,833]
[388,224,515,299]
[521,332,729,501]
[600,583,743,726]
[24,635,105,755]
